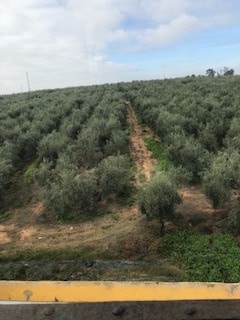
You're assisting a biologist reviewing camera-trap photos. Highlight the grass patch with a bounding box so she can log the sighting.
[0,211,10,222]
[0,246,120,263]
[144,136,171,170]
[164,230,240,282]
[134,110,145,124]
[0,258,181,281]
[24,161,38,184]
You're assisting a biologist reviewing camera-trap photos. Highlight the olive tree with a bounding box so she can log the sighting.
[97,155,131,199]
[202,150,240,208]
[139,174,181,235]
[167,132,210,183]
[0,158,13,197]
[38,131,69,163]
[45,168,98,220]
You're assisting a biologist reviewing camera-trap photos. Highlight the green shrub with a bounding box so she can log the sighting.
[202,170,230,209]
[0,156,13,196]
[46,169,98,220]
[38,131,69,163]
[165,231,240,282]
[202,150,240,208]
[139,174,181,235]
[77,129,103,168]
[227,204,240,234]
[0,211,10,222]
[167,166,193,187]
[167,133,210,183]
[24,162,37,184]
[144,136,171,170]
[97,155,131,198]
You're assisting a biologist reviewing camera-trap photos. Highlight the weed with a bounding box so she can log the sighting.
[0,247,119,263]
[144,136,171,170]
[111,215,120,221]
[101,224,113,230]
[164,230,240,282]
[0,211,10,222]
[134,111,144,124]
[24,161,38,184]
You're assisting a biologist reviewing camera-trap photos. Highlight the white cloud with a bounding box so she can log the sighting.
[0,0,239,93]
[137,0,191,24]
[0,0,130,93]
[137,14,201,47]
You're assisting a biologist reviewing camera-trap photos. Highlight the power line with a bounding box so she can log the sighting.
[26,72,31,92]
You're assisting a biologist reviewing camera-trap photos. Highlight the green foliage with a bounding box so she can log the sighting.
[0,246,118,263]
[203,150,240,208]
[202,170,230,209]
[164,230,240,282]
[97,155,131,198]
[0,211,10,222]
[224,117,240,149]
[35,159,54,187]
[167,132,210,182]
[206,68,216,77]
[38,131,69,163]
[167,166,193,187]
[31,87,131,219]
[0,161,12,193]
[0,152,13,196]
[104,130,129,157]
[223,67,234,76]
[77,129,103,168]
[24,162,37,184]
[144,136,171,170]
[46,168,98,220]
[139,173,181,222]
[134,110,144,124]
[2,76,240,224]
[228,204,240,234]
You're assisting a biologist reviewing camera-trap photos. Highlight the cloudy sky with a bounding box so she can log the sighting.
[1,0,240,94]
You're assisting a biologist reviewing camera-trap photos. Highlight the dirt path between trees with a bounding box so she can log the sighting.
[0,104,219,260]
[0,104,158,255]
[127,104,157,184]
[126,104,218,228]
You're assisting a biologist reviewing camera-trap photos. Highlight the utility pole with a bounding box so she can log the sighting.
[26,72,31,92]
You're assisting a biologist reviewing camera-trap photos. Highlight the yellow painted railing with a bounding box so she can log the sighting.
[0,281,240,302]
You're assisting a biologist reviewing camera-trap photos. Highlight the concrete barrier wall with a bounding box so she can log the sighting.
[0,281,240,302]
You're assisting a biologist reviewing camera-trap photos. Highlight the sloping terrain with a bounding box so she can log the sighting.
[0,104,155,256]
[127,103,157,183]
[0,102,226,283]
[0,104,219,258]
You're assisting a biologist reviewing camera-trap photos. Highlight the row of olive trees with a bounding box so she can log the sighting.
[37,154,131,220]
[0,85,108,198]
[1,83,132,220]
[122,76,240,232]
[202,150,240,233]
[125,76,240,182]
[34,86,131,219]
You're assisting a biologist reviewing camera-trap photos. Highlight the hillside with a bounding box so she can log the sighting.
[1,77,240,281]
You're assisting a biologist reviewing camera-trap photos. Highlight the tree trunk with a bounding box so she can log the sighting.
[160,219,165,237]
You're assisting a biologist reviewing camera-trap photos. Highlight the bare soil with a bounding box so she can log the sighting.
[0,105,219,259]
[127,104,157,183]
